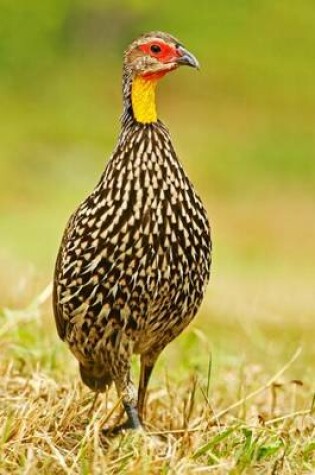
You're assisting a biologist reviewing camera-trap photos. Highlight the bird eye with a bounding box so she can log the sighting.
[150,44,162,54]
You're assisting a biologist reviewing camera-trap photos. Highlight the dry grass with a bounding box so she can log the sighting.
[1,283,314,474]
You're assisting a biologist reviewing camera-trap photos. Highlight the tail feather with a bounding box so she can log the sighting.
[79,364,112,392]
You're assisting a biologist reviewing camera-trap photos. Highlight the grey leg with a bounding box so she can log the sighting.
[103,370,141,435]
[123,401,141,429]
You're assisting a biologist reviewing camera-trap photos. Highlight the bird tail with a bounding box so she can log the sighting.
[79,364,112,392]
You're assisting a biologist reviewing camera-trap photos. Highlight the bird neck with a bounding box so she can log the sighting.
[121,71,158,125]
[131,76,158,124]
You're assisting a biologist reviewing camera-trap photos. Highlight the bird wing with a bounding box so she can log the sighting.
[52,213,76,340]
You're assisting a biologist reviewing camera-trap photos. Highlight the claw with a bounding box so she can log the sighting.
[102,402,142,437]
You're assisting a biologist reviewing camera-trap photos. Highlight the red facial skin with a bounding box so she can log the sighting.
[138,40,181,81]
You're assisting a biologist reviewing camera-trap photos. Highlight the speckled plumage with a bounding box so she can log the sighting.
[53,32,212,430]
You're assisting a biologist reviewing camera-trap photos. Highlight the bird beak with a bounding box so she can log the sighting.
[175,46,200,69]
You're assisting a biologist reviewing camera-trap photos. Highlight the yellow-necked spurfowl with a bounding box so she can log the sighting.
[53,31,212,432]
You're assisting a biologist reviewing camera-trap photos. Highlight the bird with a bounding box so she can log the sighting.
[53,31,212,432]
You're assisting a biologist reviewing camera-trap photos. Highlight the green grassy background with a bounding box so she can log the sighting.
[1,1,315,356]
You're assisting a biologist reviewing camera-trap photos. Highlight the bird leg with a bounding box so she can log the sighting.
[122,401,141,429]
[103,370,141,435]
[137,354,158,423]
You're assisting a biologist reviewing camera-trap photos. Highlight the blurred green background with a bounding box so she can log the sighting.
[0,1,314,366]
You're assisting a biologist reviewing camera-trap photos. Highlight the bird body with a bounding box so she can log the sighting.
[53,32,211,430]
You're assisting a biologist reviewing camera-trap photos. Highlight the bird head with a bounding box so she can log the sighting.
[122,32,199,124]
[124,31,200,81]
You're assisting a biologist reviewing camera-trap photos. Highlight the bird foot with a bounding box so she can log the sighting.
[102,419,143,437]
[102,402,142,437]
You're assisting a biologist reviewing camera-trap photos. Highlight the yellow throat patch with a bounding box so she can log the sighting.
[131,76,157,124]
